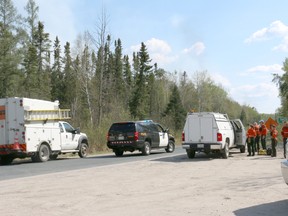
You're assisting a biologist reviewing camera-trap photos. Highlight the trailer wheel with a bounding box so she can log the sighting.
[78,143,88,158]
[36,144,50,162]
[222,142,229,159]
[0,156,14,165]
[142,141,151,156]
[186,149,195,159]
[165,140,175,153]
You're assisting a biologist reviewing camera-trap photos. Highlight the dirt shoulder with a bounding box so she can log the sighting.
[0,149,288,216]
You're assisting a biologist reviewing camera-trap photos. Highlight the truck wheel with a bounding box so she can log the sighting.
[36,144,50,162]
[114,149,124,157]
[165,140,175,153]
[240,145,246,153]
[0,156,14,165]
[49,154,58,160]
[142,141,151,156]
[186,149,195,159]
[78,143,88,158]
[222,142,229,159]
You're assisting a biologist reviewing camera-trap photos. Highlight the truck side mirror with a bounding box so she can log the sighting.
[73,128,80,134]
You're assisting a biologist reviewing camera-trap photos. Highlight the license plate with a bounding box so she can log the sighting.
[118,136,124,140]
[198,144,204,148]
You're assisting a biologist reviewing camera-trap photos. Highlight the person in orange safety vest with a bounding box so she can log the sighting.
[253,122,260,153]
[246,124,256,156]
[259,120,268,150]
[270,124,278,157]
[281,121,288,158]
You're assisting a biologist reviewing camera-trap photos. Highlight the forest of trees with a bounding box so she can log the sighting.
[0,0,275,152]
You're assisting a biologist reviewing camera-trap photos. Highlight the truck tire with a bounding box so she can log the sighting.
[78,142,88,158]
[114,149,124,157]
[165,140,175,153]
[186,149,195,159]
[49,154,58,160]
[142,141,151,156]
[222,142,229,159]
[240,145,246,153]
[0,155,14,165]
[36,144,50,162]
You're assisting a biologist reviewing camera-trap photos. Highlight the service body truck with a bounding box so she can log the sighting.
[182,112,246,159]
[0,97,89,165]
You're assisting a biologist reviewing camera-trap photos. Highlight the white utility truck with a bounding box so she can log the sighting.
[182,112,246,159]
[0,97,89,165]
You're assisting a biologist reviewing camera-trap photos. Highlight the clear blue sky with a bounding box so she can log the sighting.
[15,0,288,114]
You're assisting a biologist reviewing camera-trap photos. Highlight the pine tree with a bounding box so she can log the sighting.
[51,36,64,102]
[0,0,23,97]
[62,42,77,109]
[162,84,186,131]
[129,42,153,119]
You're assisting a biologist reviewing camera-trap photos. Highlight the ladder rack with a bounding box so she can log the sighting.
[24,109,71,121]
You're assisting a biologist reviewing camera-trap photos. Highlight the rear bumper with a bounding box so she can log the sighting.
[0,144,26,156]
[107,140,145,152]
[182,143,222,151]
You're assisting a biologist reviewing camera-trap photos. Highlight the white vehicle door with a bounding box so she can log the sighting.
[157,124,169,147]
[231,119,246,146]
[60,122,79,150]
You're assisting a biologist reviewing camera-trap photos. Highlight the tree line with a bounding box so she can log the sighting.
[1,0,271,151]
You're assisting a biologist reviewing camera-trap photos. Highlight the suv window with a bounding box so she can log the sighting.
[156,124,165,132]
[109,123,135,133]
[138,122,152,132]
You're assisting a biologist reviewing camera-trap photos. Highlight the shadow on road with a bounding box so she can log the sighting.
[233,199,288,216]
[151,152,225,163]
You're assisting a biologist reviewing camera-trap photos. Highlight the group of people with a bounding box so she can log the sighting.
[246,120,288,158]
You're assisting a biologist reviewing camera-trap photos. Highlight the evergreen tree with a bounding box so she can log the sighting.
[62,42,77,109]
[129,42,153,119]
[24,0,39,43]
[162,84,186,130]
[0,0,23,97]
[51,36,63,101]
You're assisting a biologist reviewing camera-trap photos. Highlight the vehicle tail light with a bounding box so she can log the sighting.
[217,133,222,142]
[106,133,110,141]
[182,131,185,141]
[134,132,139,141]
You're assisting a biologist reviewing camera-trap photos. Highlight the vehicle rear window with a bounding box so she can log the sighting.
[109,123,136,133]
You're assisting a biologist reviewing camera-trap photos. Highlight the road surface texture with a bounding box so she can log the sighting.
[0,149,288,216]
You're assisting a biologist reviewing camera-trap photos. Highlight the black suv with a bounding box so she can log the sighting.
[107,120,175,156]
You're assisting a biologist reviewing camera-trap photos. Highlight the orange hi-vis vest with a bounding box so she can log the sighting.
[281,126,288,138]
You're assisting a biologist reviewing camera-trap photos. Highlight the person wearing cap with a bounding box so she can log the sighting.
[259,120,268,150]
[270,124,278,157]
[253,122,260,153]
[246,124,256,156]
[281,121,288,158]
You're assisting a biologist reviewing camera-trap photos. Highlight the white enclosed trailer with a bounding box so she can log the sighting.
[182,112,246,159]
[0,97,88,165]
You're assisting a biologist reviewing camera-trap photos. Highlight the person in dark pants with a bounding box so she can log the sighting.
[259,120,267,150]
[246,124,256,156]
[253,122,260,153]
[281,121,288,158]
[270,124,278,157]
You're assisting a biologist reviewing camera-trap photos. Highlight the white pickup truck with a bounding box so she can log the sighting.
[182,112,246,159]
[0,97,89,165]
